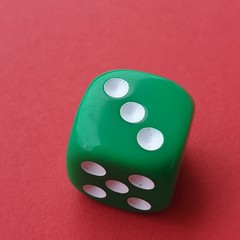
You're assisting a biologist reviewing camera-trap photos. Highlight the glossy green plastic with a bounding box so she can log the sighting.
[67,70,194,213]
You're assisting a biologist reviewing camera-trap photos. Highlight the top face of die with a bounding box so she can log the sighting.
[74,70,194,170]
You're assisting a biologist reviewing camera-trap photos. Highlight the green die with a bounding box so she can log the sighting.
[66,70,194,213]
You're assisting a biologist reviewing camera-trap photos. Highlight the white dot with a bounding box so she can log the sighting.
[137,127,164,151]
[104,78,129,98]
[120,102,145,123]
[128,175,155,190]
[81,161,106,176]
[83,185,107,198]
[127,197,151,211]
[105,180,129,194]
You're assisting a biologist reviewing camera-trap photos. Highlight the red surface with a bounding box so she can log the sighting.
[0,0,240,239]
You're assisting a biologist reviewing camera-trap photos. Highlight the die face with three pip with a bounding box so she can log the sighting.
[66,70,194,213]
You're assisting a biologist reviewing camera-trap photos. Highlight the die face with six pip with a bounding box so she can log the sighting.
[66,70,194,213]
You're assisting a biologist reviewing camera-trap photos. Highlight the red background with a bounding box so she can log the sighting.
[1,0,240,239]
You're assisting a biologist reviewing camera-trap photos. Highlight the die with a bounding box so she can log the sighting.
[66,70,194,213]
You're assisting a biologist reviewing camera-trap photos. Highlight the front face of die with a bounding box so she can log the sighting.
[67,70,194,213]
